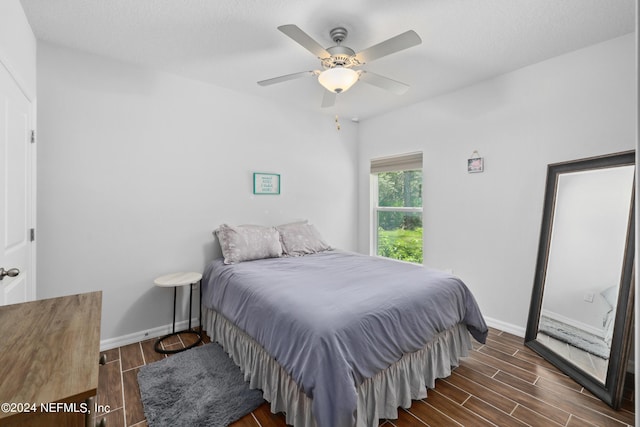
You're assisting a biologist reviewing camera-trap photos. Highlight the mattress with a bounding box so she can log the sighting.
[201,250,487,427]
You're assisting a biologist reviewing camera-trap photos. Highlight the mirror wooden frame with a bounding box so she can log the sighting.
[525,150,635,409]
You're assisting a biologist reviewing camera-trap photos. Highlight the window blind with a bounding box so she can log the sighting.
[370,152,423,173]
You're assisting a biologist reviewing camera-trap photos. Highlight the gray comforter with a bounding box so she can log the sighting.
[201,251,487,427]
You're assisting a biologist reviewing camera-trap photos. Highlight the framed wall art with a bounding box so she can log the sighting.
[253,173,280,195]
[468,151,484,173]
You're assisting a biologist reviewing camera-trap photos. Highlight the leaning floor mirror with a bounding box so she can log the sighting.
[525,150,635,408]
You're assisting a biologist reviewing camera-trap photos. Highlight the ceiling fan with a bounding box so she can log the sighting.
[258,24,422,108]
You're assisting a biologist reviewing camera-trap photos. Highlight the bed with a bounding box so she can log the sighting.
[201,223,488,427]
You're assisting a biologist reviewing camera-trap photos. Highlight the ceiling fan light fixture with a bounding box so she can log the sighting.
[318,67,359,94]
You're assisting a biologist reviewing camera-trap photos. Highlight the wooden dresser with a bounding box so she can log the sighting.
[0,291,102,427]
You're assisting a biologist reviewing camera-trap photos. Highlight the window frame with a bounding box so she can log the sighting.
[370,158,424,264]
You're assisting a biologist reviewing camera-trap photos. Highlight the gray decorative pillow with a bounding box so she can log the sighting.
[276,221,331,256]
[215,224,282,264]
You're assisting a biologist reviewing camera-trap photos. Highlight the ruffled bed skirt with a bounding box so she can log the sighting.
[203,306,472,427]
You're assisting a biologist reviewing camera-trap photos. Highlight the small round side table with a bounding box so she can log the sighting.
[154,271,203,354]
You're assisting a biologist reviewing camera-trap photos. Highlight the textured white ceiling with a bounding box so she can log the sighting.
[20,0,636,120]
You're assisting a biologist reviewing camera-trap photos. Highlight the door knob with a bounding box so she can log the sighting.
[0,268,20,280]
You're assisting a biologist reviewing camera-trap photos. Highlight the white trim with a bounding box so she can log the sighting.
[0,48,35,102]
[102,316,527,351]
[28,99,36,302]
[376,206,423,213]
[370,174,379,256]
[372,254,422,267]
[99,317,200,351]
[541,308,605,338]
[483,316,526,338]
[484,317,636,374]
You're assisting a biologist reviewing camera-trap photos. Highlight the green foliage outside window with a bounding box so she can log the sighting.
[377,170,422,207]
[377,227,423,263]
[376,170,423,263]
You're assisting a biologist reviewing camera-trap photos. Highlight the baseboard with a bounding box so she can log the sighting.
[484,316,526,338]
[482,317,638,374]
[541,308,605,338]
[100,318,199,351]
[101,316,527,351]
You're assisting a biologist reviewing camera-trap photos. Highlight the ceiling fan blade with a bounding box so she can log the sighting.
[257,71,316,86]
[321,90,336,108]
[354,30,422,64]
[359,71,410,95]
[278,24,331,59]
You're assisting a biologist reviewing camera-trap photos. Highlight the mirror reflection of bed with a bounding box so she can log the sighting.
[537,316,611,383]
[525,151,635,409]
[537,281,620,382]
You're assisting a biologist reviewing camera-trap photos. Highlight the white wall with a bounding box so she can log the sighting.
[357,34,636,334]
[36,42,359,345]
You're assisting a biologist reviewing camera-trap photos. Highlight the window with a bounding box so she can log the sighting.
[371,153,423,264]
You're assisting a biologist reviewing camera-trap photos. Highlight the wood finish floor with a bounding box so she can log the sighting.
[96,327,635,427]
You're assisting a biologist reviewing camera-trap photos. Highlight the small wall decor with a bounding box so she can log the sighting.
[467,151,484,173]
[253,173,280,195]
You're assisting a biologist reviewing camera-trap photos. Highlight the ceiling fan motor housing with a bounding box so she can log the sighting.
[322,45,358,69]
[320,27,361,70]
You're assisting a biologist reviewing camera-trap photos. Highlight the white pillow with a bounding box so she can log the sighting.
[276,221,331,256]
[215,224,282,264]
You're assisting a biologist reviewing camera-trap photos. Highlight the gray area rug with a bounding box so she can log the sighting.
[137,343,264,427]
[539,316,610,359]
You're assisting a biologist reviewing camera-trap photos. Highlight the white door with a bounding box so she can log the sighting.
[0,61,34,305]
